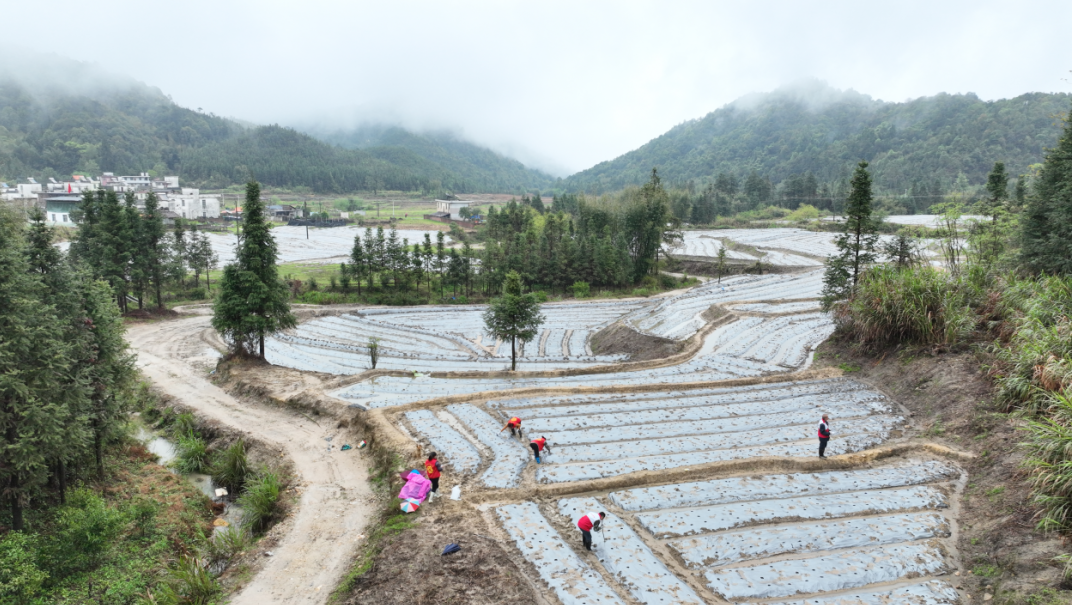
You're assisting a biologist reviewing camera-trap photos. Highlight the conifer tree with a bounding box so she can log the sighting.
[141,192,168,309]
[821,161,879,310]
[349,232,365,295]
[1021,108,1072,274]
[212,180,296,357]
[482,270,544,371]
[25,208,92,502]
[0,208,75,530]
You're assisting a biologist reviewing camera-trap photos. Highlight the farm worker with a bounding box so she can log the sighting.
[818,414,832,458]
[499,416,523,439]
[529,436,551,464]
[425,452,442,501]
[577,512,605,551]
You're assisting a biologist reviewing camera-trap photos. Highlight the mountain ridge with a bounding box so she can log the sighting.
[563,81,1072,195]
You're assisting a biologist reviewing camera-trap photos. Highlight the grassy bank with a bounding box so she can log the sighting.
[0,438,214,604]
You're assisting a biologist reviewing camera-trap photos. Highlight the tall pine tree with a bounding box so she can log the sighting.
[822,161,879,310]
[1021,108,1072,274]
[212,180,296,357]
[0,208,76,530]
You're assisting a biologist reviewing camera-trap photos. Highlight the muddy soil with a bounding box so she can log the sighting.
[590,321,683,362]
[814,340,1072,602]
[340,500,543,605]
[125,316,376,605]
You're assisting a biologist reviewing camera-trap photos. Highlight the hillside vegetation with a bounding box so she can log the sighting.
[313,124,555,193]
[0,54,551,195]
[564,81,1072,199]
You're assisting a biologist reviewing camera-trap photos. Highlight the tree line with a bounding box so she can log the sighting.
[0,205,135,531]
[71,189,219,312]
[338,169,675,300]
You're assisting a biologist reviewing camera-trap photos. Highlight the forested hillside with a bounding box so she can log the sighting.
[0,54,551,194]
[315,125,555,192]
[564,82,1072,198]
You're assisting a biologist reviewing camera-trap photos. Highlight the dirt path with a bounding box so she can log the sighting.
[126,316,374,605]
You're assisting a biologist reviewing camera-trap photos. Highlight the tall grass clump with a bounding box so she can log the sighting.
[172,433,210,474]
[211,439,250,494]
[237,471,282,534]
[833,265,974,349]
[990,274,1072,413]
[1022,389,1072,532]
[155,554,221,605]
[204,526,252,570]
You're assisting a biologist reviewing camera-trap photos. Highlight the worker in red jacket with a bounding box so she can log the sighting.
[529,436,551,464]
[499,416,523,439]
[577,511,605,551]
[424,452,442,501]
[818,414,831,458]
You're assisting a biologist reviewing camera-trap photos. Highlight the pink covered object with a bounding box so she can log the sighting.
[398,470,432,503]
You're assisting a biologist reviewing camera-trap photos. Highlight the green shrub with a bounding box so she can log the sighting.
[211,439,250,494]
[990,274,1072,412]
[173,433,210,474]
[172,412,197,438]
[0,532,47,601]
[204,526,252,568]
[571,281,590,298]
[834,265,973,348]
[307,277,319,291]
[298,290,347,304]
[156,555,220,605]
[187,287,207,300]
[658,273,678,289]
[238,471,282,534]
[1022,389,1072,531]
[130,498,159,538]
[42,489,125,577]
[787,204,821,222]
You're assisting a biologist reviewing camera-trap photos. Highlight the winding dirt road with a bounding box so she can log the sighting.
[126,316,373,605]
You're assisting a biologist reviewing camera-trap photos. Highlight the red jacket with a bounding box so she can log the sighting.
[507,417,521,427]
[577,513,601,531]
[531,437,546,452]
[818,420,831,439]
[424,459,441,479]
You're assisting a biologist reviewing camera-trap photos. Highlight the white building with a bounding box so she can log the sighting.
[167,188,220,219]
[17,181,42,199]
[435,199,472,220]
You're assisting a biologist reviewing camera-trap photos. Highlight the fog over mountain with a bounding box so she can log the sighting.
[1,0,1068,177]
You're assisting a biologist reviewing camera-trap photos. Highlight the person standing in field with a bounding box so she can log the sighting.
[425,452,442,501]
[818,414,831,458]
[499,416,523,439]
[529,436,551,463]
[577,511,605,551]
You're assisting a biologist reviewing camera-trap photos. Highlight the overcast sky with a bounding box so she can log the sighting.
[5,1,1069,175]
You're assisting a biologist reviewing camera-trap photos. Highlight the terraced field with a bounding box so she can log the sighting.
[671,231,823,266]
[266,300,646,374]
[492,460,960,604]
[295,258,966,604]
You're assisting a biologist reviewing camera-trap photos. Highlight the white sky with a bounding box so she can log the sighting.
[4,1,1070,176]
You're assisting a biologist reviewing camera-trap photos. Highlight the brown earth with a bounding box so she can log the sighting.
[338,500,543,605]
[590,321,683,361]
[814,339,1072,603]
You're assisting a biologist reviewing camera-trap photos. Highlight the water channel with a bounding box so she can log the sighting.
[132,414,243,533]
